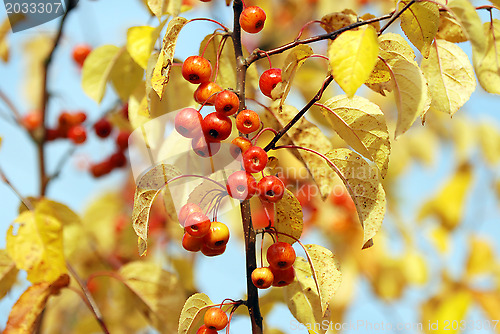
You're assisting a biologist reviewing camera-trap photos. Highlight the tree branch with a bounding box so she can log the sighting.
[0,165,35,211]
[232,1,263,333]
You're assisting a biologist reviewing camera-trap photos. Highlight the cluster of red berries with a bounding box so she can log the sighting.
[252,241,296,288]
[89,118,131,178]
[196,307,229,333]
[179,203,230,256]
[45,111,88,144]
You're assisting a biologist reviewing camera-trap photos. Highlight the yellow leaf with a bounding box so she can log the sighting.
[418,163,473,230]
[151,17,188,98]
[119,261,186,333]
[4,274,69,334]
[371,259,406,300]
[284,257,330,334]
[429,226,450,253]
[421,39,476,115]
[275,189,303,245]
[148,0,182,19]
[379,33,416,62]
[325,149,386,248]
[303,244,342,316]
[274,45,314,106]
[0,17,11,62]
[109,49,144,102]
[472,290,500,324]
[436,10,468,43]
[329,26,379,97]
[264,103,335,198]
[449,0,486,54]
[406,127,439,166]
[402,251,428,285]
[0,250,18,299]
[23,35,53,109]
[127,22,167,69]
[132,164,182,255]
[81,45,122,103]
[19,197,81,226]
[399,0,439,58]
[452,116,476,162]
[477,121,500,164]
[6,211,66,283]
[473,20,500,95]
[319,95,391,178]
[320,9,357,33]
[178,292,214,334]
[466,237,495,277]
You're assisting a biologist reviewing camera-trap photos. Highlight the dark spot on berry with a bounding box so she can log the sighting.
[209,129,219,138]
[179,126,188,135]
[224,104,233,112]
[257,279,264,285]
[215,240,224,247]
[255,20,264,29]
[237,185,246,192]
[277,261,287,267]
[266,190,275,197]
[189,74,199,81]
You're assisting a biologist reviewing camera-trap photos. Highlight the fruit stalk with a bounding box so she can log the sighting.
[232,0,263,333]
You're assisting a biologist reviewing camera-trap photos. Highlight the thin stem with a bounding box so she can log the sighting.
[0,166,35,210]
[67,262,110,334]
[379,0,416,34]
[0,89,22,123]
[263,75,333,152]
[187,18,230,32]
[246,13,393,66]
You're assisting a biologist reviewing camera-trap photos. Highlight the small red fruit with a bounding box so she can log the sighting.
[194,82,222,105]
[182,232,204,252]
[110,151,127,168]
[251,267,274,289]
[226,170,257,200]
[204,307,228,331]
[116,131,130,150]
[243,146,268,173]
[94,118,113,138]
[267,242,296,270]
[72,44,92,67]
[203,221,230,249]
[259,68,282,98]
[201,244,226,256]
[202,112,232,142]
[196,325,218,334]
[192,135,221,157]
[90,161,113,178]
[175,108,203,138]
[271,266,295,287]
[184,212,211,238]
[178,203,203,226]
[230,136,252,159]
[214,90,239,116]
[68,125,87,144]
[258,175,285,202]
[182,56,212,84]
[240,6,266,34]
[46,128,60,141]
[22,112,42,131]
[236,109,260,134]
[74,111,87,124]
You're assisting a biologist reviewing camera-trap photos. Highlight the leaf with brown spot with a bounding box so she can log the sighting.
[178,293,214,334]
[132,164,182,256]
[275,189,303,245]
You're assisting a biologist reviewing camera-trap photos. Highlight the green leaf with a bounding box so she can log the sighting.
[284,257,330,334]
[0,250,18,299]
[275,189,303,245]
[319,95,391,178]
[421,39,476,115]
[329,26,379,97]
[178,293,213,334]
[152,17,188,98]
[399,0,439,58]
[132,164,182,255]
[81,45,121,103]
[303,244,342,316]
[325,149,386,248]
[119,262,186,333]
[6,211,66,283]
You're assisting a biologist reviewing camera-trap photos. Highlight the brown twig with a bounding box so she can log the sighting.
[0,89,22,123]
[379,0,416,34]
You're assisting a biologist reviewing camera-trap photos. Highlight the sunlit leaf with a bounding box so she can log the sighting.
[436,10,468,43]
[6,211,66,283]
[329,26,379,97]
[473,20,500,95]
[119,261,186,333]
[0,250,18,299]
[477,122,500,164]
[421,39,476,115]
[273,45,313,106]
[449,0,486,54]
[23,35,53,109]
[151,17,188,98]
[275,189,303,245]
[472,290,500,322]
[3,274,70,334]
[303,244,342,316]
[178,293,213,334]
[399,0,439,58]
[319,95,391,178]
[127,21,167,69]
[320,9,357,33]
[19,197,81,226]
[418,163,473,230]
[325,149,386,248]
[466,237,495,277]
[284,257,330,334]
[109,49,144,102]
[402,251,428,285]
[132,164,182,255]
